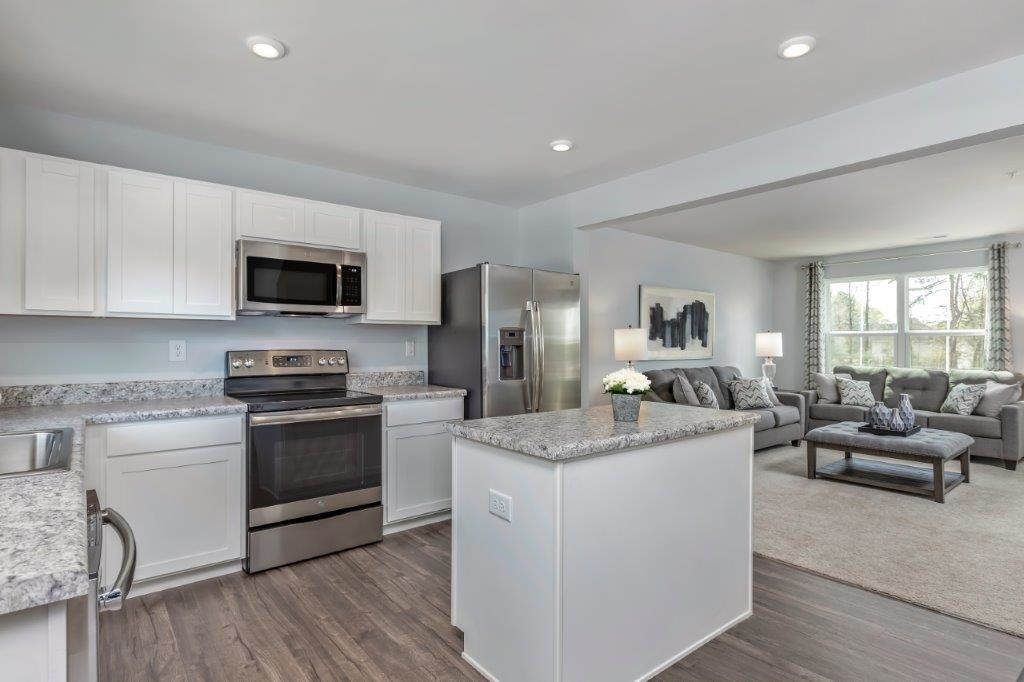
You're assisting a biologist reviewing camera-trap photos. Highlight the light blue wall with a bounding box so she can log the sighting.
[0,105,520,384]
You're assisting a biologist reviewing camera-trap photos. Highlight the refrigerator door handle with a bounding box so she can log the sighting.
[525,300,539,412]
[533,301,545,411]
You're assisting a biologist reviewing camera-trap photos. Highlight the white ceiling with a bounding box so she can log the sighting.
[3,1,1024,205]
[613,133,1024,260]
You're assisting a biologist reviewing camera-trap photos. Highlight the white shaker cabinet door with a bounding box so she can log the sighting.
[403,217,441,323]
[103,444,243,581]
[107,171,174,314]
[363,210,408,321]
[304,200,361,249]
[24,157,95,312]
[235,190,304,242]
[173,181,233,316]
[385,421,453,523]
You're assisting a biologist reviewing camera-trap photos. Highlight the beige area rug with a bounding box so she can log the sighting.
[754,443,1024,637]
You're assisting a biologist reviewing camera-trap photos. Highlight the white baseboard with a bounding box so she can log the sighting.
[461,652,500,682]
[635,609,752,681]
[127,560,242,598]
[384,510,451,535]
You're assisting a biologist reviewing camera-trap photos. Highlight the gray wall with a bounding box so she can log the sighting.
[0,105,520,384]
[581,228,773,405]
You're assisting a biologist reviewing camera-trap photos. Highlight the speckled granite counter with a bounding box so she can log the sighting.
[367,385,467,401]
[446,402,758,461]
[0,395,247,616]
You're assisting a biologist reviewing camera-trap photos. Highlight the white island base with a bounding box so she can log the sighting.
[451,423,753,682]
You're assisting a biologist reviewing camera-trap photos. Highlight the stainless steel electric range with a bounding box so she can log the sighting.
[224,349,383,573]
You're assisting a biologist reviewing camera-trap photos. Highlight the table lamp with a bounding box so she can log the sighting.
[614,326,647,369]
[755,332,783,385]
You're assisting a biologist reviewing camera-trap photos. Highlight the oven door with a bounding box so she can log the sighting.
[247,405,382,527]
[236,240,366,316]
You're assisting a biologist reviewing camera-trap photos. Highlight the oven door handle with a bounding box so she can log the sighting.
[250,405,382,426]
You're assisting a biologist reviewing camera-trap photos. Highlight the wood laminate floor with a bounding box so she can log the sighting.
[100,521,1024,681]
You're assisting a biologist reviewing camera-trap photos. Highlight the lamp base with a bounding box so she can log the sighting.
[761,357,777,385]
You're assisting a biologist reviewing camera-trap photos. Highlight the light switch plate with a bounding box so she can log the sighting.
[488,489,512,522]
[169,340,186,362]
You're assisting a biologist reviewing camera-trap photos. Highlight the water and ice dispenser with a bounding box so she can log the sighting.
[499,327,525,380]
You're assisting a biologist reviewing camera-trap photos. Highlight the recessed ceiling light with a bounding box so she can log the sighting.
[550,139,574,152]
[247,36,286,60]
[778,36,816,59]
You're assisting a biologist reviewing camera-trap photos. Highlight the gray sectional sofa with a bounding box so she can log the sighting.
[643,365,805,451]
[801,365,1024,470]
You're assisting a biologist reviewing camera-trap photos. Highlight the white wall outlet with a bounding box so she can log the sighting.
[405,340,416,357]
[488,489,513,522]
[169,340,186,362]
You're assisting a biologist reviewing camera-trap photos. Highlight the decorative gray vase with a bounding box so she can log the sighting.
[867,401,891,428]
[889,407,905,432]
[898,394,915,429]
[611,393,642,422]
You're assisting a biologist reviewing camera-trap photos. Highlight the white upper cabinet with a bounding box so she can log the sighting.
[305,200,361,249]
[235,190,304,242]
[24,157,96,312]
[363,210,441,324]
[107,171,175,314]
[173,181,233,316]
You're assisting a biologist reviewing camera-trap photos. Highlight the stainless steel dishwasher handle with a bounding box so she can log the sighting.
[99,507,136,612]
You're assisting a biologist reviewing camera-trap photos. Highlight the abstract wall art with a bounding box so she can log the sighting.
[639,285,715,360]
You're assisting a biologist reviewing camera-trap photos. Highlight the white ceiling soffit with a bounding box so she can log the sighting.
[2,1,1024,205]
[613,133,1024,260]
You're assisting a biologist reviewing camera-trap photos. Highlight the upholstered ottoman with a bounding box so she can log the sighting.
[804,421,974,503]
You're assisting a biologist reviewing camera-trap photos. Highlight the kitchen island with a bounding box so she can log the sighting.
[447,402,758,682]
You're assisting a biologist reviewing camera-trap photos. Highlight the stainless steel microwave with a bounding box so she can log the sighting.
[236,239,366,317]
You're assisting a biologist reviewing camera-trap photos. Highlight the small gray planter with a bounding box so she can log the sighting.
[610,393,642,422]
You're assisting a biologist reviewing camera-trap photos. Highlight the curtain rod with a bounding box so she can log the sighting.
[801,241,1021,269]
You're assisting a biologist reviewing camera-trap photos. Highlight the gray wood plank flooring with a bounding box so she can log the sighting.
[100,521,1024,681]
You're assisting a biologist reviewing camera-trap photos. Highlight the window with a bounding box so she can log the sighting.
[826,269,988,371]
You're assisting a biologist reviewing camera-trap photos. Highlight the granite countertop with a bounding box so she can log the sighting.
[367,384,467,401]
[446,402,758,461]
[0,395,247,616]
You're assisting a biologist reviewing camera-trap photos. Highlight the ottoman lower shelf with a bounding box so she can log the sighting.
[816,457,966,500]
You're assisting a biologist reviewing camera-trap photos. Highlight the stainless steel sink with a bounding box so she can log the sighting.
[0,428,73,478]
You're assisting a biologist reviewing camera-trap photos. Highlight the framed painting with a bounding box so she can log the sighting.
[639,285,715,360]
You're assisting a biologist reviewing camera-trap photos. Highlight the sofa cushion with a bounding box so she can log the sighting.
[711,366,743,408]
[940,383,987,415]
[948,368,1022,388]
[644,368,688,403]
[912,409,938,427]
[683,367,729,408]
[768,405,801,427]
[833,365,887,401]
[809,403,869,422]
[975,380,1022,418]
[748,409,776,432]
[812,372,852,404]
[727,377,774,410]
[928,413,1002,439]
[883,367,949,412]
[836,377,874,407]
[671,375,700,406]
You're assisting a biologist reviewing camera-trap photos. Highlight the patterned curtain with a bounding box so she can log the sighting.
[987,242,1013,371]
[804,261,826,389]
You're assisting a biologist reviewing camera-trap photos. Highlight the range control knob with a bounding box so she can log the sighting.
[317,358,327,366]
[337,356,346,364]
[327,358,336,366]
[243,358,255,368]
[231,359,243,369]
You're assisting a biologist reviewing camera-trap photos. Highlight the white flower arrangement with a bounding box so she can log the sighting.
[602,368,652,395]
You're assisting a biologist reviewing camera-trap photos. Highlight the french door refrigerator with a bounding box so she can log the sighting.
[428,263,581,419]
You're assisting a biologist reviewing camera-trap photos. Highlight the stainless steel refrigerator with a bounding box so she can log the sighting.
[428,263,581,419]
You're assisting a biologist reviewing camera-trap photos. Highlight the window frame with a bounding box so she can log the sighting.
[825,266,988,372]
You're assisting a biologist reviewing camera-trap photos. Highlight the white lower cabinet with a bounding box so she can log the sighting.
[383,397,463,525]
[90,415,244,587]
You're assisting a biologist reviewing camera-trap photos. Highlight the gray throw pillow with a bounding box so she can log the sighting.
[813,372,852,403]
[693,380,719,409]
[671,375,700,406]
[836,377,874,407]
[762,378,782,406]
[940,383,987,415]
[728,377,774,410]
[974,380,1022,418]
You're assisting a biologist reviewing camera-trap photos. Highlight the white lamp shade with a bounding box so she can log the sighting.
[614,328,647,362]
[755,332,783,358]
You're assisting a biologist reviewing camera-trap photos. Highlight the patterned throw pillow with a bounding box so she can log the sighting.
[835,377,874,407]
[941,383,987,415]
[692,380,719,409]
[728,377,774,410]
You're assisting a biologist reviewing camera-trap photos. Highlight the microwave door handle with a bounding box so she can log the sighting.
[98,507,136,612]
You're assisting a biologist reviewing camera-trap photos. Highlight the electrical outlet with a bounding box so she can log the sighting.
[405,340,416,357]
[488,489,513,522]
[169,340,186,362]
